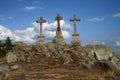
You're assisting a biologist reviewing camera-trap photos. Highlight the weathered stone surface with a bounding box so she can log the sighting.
[110,56,120,72]
[46,43,73,64]
[36,36,45,45]
[84,45,115,61]
[10,64,19,70]
[6,52,17,64]
[71,34,81,46]
[83,44,120,72]
[4,41,120,74]
[52,31,66,45]
[0,64,9,80]
[94,45,114,60]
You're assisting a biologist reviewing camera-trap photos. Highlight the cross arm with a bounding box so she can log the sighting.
[36,20,39,23]
[43,20,46,23]
[76,19,80,21]
[70,19,74,22]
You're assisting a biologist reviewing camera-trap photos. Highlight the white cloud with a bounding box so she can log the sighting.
[88,17,104,22]
[14,27,37,43]
[112,13,120,18]
[116,41,120,46]
[0,25,36,44]
[33,20,71,39]
[0,25,13,39]
[0,20,71,44]
[24,6,36,11]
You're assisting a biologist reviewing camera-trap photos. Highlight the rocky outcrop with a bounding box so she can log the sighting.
[3,41,120,73]
[11,42,73,65]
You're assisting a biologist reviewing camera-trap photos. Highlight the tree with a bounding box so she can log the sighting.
[0,37,12,57]
[5,37,12,51]
[0,41,7,57]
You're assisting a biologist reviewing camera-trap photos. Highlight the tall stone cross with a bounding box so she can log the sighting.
[70,15,80,35]
[55,13,62,31]
[36,16,46,36]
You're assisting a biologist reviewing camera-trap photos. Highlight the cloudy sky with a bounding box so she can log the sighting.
[0,0,120,54]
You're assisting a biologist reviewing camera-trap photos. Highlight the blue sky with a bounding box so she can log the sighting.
[0,0,120,53]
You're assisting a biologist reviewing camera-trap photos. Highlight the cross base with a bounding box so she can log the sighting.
[71,34,81,46]
[36,35,45,45]
[52,30,66,45]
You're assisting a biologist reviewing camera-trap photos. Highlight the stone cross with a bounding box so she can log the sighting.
[70,15,80,34]
[36,16,46,36]
[55,13,62,31]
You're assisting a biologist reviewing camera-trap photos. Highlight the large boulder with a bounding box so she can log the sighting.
[94,45,114,60]
[84,45,115,61]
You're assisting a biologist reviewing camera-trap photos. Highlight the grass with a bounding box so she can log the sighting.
[8,57,120,80]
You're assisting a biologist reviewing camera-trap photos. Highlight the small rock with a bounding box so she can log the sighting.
[10,64,19,70]
[0,64,9,80]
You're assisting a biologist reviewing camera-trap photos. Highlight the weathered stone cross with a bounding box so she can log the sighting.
[70,15,80,35]
[55,13,62,31]
[36,16,46,36]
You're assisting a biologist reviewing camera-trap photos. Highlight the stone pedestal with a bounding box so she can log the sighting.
[71,34,81,46]
[52,30,66,45]
[36,35,45,45]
